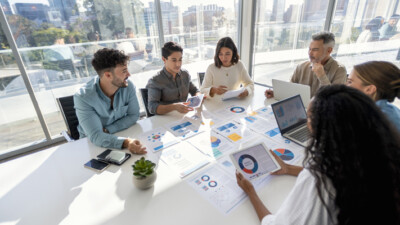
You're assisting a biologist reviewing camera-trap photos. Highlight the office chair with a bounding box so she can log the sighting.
[57,95,80,141]
[139,88,155,118]
[197,72,205,87]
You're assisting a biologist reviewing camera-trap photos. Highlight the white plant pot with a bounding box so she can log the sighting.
[132,172,157,190]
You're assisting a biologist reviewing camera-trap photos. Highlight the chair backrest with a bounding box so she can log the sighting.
[57,95,80,140]
[139,88,154,118]
[197,72,205,87]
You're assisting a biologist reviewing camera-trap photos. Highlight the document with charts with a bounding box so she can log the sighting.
[187,163,248,214]
[213,105,249,120]
[198,110,223,127]
[165,117,205,140]
[187,131,236,159]
[160,142,211,178]
[187,160,273,214]
[213,121,256,144]
[235,114,278,135]
[264,138,304,165]
[139,128,179,152]
[253,106,275,121]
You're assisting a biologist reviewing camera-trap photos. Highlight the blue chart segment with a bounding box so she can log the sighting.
[238,154,258,174]
[273,149,294,161]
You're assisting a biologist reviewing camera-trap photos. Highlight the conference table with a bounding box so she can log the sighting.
[0,84,300,225]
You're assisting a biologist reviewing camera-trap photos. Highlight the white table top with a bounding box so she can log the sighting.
[0,85,299,225]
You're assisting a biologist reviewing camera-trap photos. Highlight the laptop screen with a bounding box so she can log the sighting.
[271,95,307,133]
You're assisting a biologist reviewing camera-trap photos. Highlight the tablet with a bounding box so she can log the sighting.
[229,142,281,180]
[97,149,131,165]
[186,94,204,108]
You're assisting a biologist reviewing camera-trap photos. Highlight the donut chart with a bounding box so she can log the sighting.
[201,175,210,181]
[208,181,217,187]
[230,107,245,113]
[238,154,258,174]
[273,148,294,161]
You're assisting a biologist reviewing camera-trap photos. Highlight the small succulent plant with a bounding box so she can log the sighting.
[132,157,156,178]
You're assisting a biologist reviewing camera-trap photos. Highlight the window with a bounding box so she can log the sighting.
[332,0,400,72]
[0,0,240,159]
[161,0,240,75]
[253,0,329,86]
[0,25,46,153]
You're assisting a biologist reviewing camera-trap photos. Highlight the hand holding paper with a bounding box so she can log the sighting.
[221,87,245,101]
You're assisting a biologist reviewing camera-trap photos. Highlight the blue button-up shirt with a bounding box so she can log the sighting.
[376,99,400,133]
[146,67,199,114]
[74,76,140,149]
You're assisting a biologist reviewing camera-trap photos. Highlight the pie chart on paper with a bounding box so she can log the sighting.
[273,148,294,161]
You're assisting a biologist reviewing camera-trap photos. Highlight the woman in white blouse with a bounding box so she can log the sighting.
[236,85,400,225]
[200,37,254,98]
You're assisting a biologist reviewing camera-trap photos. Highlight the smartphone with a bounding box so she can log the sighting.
[84,159,110,172]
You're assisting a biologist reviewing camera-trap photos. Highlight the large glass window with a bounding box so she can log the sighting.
[0,0,240,158]
[0,25,46,153]
[332,0,400,72]
[0,0,160,156]
[160,0,240,75]
[253,0,330,85]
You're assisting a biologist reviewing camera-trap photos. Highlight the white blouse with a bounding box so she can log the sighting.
[200,60,254,97]
[262,169,337,225]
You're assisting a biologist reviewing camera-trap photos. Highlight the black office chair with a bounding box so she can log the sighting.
[57,95,80,141]
[139,88,155,118]
[197,72,205,87]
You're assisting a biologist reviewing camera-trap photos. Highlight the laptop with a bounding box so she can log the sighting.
[272,79,311,107]
[271,95,311,147]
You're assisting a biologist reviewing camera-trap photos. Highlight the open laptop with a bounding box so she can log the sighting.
[271,95,310,147]
[272,79,311,107]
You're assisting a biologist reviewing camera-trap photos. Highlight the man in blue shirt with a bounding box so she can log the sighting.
[74,48,146,154]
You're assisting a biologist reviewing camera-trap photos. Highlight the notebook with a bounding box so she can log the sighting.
[271,95,310,147]
[272,79,311,107]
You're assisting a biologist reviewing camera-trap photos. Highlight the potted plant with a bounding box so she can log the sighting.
[132,157,157,189]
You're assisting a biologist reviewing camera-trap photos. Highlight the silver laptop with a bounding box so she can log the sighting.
[272,79,311,108]
[271,95,310,147]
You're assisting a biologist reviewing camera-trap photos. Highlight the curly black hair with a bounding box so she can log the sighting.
[91,48,129,77]
[305,85,400,225]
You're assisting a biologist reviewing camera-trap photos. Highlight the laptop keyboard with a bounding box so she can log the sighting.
[288,126,310,142]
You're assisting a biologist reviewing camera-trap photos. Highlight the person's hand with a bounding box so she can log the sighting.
[311,62,325,78]
[270,150,289,175]
[174,102,194,113]
[264,89,274,98]
[125,138,147,155]
[236,170,256,195]
[211,86,228,96]
[238,89,249,98]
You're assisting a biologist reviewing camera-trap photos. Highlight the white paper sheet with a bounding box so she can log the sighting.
[160,142,211,178]
[263,138,304,165]
[221,88,245,101]
[213,121,256,144]
[139,127,180,152]
[213,105,249,121]
[165,117,205,139]
[187,131,237,159]
[187,164,247,214]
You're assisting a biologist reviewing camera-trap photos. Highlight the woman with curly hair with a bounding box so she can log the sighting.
[236,85,400,225]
